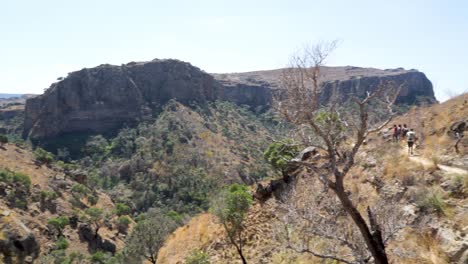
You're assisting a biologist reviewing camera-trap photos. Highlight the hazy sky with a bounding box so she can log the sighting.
[1,0,467,101]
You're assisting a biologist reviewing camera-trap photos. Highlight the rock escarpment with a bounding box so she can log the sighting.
[23,60,222,139]
[214,66,437,106]
[23,61,437,140]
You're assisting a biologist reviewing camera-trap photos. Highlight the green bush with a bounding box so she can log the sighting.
[34,147,55,164]
[71,183,90,197]
[167,210,184,225]
[264,141,299,173]
[87,194,99,205]
[90,251,107,263]
[0,134,8,146]
[116,215,131,234]
[114,203,131,216]
[41,190,58,201]
[417,187,447,215]
[56,236,69,250]
[48,216,69,236]
[185,250,211,264]
[0,169,31,209]
[0,169,31,188]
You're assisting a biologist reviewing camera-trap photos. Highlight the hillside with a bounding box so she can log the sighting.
[158,93,467,264]
[0,59,445,263]
[0,143,128,263]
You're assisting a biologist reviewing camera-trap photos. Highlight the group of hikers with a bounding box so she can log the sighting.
[392,124,416,155]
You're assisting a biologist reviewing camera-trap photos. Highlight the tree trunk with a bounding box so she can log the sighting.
[235,246,248,264]
[334,183,388,264]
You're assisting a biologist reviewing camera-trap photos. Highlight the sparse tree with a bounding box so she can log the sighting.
[211,184,252,264]
[125,209,177,264]
[274,41,405,264]
[83,207,104,238]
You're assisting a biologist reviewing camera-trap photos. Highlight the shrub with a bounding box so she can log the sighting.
[114,203,131,216]
[185,250,210,264]
[71,183,90,198]
[90,251,107,264]
[416,187,447,215]
[0,169,31,209]
[0,134,8,146]
[264,141,299,173]
[116,215,131,234]
[56,236,69,250]
[87,194,99,205]
[41,190,58,201]
[83,207,104,236]
[0,169,31,188]
[167,210,184,225]
[48,216,70,236]
[34,147,55,165]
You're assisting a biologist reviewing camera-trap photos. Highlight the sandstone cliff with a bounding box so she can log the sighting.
[23,60,437,140]
[213,66,437,105]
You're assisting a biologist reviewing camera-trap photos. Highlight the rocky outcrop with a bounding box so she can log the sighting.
[78,223,116,254]
[0,210,40,263]
[23,61,437,140]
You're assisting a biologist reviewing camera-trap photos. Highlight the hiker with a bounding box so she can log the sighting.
[397,124,402,141]
[392,125,398,142]
[401,124,409,139]
[407,128,416,155]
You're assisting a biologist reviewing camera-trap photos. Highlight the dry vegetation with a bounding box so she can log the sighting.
[158,93,468,264]
[0,143,126,262]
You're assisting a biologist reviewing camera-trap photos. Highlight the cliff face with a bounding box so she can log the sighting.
[23,61,437,140]
[320,70,436,105]
[24,60,222,139]
[214,66,437,106]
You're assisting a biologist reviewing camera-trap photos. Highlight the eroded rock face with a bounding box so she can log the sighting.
[23,61,437,140]
[23,59,222,139]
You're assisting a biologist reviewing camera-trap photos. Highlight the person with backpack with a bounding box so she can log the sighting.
[407,128,416,155]
[402,124,409,140]
[392,124,398,142]
[397,124,402,141]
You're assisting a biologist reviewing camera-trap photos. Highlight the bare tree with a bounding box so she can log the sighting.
[274,41,405,264]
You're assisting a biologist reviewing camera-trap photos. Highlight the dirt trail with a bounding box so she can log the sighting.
[399,144,467,175]
[408,155,467,175]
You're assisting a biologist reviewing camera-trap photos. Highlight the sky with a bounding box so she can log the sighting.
[1,0,467,101]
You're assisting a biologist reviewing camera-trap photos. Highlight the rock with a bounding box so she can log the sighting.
[78,223,116,254]
[401,204,418,222]
[0,219,40,262]
[291,146,318,162]
[432,224,468,263]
